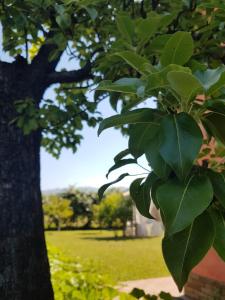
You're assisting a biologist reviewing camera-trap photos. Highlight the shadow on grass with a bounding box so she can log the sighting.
[81,236,154,241]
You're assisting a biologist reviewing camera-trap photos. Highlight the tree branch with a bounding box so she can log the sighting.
[46,61,93,86]
[31,31,64,74]
[31,11,67,74]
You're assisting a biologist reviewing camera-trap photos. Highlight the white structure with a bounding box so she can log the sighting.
[124,191,163,238]
[134,207,163,237]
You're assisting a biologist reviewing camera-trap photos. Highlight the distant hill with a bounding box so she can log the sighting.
[42,186,128,195]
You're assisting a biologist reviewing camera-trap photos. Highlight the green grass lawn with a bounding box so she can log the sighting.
[46,230,169,282]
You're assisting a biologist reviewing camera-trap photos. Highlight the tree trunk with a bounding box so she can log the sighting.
[0,61,54,299]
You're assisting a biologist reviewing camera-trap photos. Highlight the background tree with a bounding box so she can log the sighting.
[61,187,99,228]
[43,195,73,230]
[94,192,132,237]
[0,1,150,298]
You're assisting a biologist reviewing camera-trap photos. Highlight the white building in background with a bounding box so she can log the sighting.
[133,206,163,237]
[124,191,163,238]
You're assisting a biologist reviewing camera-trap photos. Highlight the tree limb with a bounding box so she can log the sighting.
[31,12,67,74]
[46,61,93,86]
[31,31,64,74]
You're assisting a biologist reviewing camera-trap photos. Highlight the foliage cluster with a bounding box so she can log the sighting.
[97,1,225,292]
[48,245,172,300]
[93,192,133,236]
[48,245,118,300]
[43,195,74,230]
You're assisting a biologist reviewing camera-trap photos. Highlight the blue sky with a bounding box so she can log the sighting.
[42,56,151,190]
[0,28,151,191]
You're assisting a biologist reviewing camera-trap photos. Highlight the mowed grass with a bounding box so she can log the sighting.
[46,230,169,282]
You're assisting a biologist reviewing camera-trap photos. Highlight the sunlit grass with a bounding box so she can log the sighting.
[46,230,169,282]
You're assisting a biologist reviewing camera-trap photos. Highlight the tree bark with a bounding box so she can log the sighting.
[0,60,54,299]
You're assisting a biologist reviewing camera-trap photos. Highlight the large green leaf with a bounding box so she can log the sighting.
[98,173,130,200]
[208,170,225,209]
[160,31,194,67]
[167,71,203,104]
[162,211,215,291]
[128,123,160,158]
[159,113,203,180]
[106,159,137,178]
[96,78,144,94]
[145,134,171,179]
[203,100,225,145]
[156,175,213,235]
[130,173,157,219]
[116,51,151,75]
[98,108,160,135]
[116,14,134,44]
[209,208,225,262]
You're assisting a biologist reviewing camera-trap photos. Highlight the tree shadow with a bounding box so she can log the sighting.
[81,236,154,241]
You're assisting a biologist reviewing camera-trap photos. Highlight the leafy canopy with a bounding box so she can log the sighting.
[1,0,151,157]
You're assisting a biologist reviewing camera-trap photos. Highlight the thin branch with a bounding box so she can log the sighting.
[46,61,93,86]
[61,85,93,91]
[137,163,151,172]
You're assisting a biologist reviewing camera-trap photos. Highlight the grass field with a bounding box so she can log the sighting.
[46,230,169,282]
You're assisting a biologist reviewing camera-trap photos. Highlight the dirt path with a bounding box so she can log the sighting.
[119,277,184,298]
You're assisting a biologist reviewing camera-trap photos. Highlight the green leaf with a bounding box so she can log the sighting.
[209,208,225,262]
[208,70,225,95]
[116,51,151,75]
[109,92,120,111]
[130,173,157,219]
[136,17,160,45]
[151,177,163,209]
[85,7,98,20]
[106,159,137,178]
[145,134,171,179]
[98,173,130,200]
[158,291,173,300]
[116,14,134,44]
[145,65,191,94]
[56,13,71,29]
[130,287,145,298]
[159,113,203,180]
[167,71,203,103]
[161,31,194,67]
[114,149,130,163]
[156,174,213,235]
[150,34,172,54]
[208,170,225,209]
[162,211,215,291]
[96,78,144,94]
[203,101,225,145]
[128,122,161,158]
[195,66,225,91]
[98,108,160,135]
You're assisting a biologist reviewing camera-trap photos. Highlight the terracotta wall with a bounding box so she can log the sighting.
[185,249,225,300]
